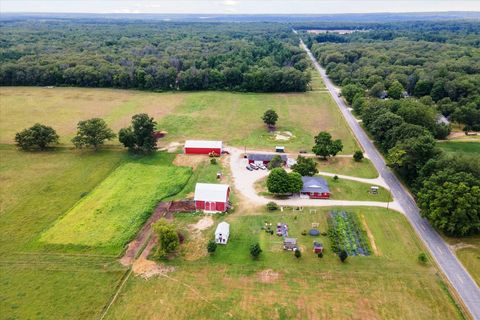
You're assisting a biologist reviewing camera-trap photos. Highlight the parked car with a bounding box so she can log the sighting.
[258,164,267,170]
[246,166,253,171]
[299,150,307,154]
[221,150,230,155]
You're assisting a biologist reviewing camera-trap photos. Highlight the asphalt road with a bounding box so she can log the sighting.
[300,38,480,319]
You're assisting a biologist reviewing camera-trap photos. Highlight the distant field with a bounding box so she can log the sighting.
[0,86,358,153]
[107,208,463,319]
[40,153,192,253]
[438,141,480,155]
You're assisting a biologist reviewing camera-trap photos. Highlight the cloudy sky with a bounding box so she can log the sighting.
[2,0,480,14]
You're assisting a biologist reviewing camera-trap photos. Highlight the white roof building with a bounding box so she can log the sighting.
[184,140,223,149]
[215,222,230,244]
[194,183,230,202]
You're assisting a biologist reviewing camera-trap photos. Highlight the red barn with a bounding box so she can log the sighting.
[301,176,331,199]
[194,183,230,212]
[184,140,223,155]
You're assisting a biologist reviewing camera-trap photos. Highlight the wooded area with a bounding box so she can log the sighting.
[302,21,480,236]
[0,20,311,92]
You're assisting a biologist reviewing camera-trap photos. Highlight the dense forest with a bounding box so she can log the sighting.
[0,20,310,92]
[302,21,480,236]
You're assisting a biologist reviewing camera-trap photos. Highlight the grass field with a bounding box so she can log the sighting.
[437,141,480,155]
[315,157,378,178]
[40,153,192,253]
[106,207,464,320]
[0,86,358,153]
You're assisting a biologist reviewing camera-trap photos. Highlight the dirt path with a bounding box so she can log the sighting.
[360,213,380,256]
[120,202,171,266]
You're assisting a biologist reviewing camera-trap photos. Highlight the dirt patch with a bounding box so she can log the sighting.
[132,257,175,279]
[258,269,281,283]
[448,131,479,141]
[173,153,208,169]
[159,141,182,153]
[274,131,294,141]
[360,214,380,256]
[450,242,476,251]
[189,216,214,232]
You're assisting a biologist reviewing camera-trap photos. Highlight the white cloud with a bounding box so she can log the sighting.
[223,0,237,6]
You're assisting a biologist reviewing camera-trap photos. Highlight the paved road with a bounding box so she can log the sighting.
[300,38,480,319]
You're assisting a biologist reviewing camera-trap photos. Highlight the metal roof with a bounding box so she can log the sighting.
[184,140,223,149]
[247,153,288,161]
[215,222,230,235]
[194,183,229,202]
[301,176,330,193]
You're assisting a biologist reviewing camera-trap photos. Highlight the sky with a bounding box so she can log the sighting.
[1,0,480,14]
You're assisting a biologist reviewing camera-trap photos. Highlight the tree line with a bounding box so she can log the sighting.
[0,19,310,92]
[304,21,480,132]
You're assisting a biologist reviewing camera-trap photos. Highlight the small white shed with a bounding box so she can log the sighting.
[215,222,230,244]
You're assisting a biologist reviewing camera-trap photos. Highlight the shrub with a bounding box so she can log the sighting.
[210,158,217,165]
[301,230,307,236]
[353,150,364,162]
[318,252,324,258]
[207,240,217,254]
[266,201,279,211]
[333,175,339,182]
[418,252,428,264]
[294,249,302,258]
[339,250,348,262]
[250,243,262,259]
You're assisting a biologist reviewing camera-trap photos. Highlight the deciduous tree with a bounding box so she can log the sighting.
[72,118,115,150]
[119,113,157,154]
[312,132,343,160]
[291,155,318,176]
[15,123,59,151]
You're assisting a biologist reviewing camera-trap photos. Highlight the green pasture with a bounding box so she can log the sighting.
[437,141,480,155]
[40,153,192,253]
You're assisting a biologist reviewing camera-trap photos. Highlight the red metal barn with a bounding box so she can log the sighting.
[247,153,288,165]
[300,176,331,199]
[194,183,230,212]
[184,140,223,155]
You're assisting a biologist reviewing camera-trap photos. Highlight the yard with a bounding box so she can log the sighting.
[106,207,465,319]
[255,175,391,202]
[0,86,358,153]
[315,156,378,178]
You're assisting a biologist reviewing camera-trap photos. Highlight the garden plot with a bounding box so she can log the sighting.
[41,158,192,254]
[328,211,370,256]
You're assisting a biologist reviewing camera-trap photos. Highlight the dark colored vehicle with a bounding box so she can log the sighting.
[246,166,253,171]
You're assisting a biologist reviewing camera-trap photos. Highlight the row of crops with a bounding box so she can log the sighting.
[327,211,370,256]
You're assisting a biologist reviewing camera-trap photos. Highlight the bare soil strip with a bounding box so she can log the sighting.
[361,213,380,256]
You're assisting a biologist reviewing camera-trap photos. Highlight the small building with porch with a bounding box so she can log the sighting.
[194,183,230,212]
[215,222,230,244]
[301,176,331,199]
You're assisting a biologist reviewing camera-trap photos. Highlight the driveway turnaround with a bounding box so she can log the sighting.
[228,147,401,211]
[299,38,480,319]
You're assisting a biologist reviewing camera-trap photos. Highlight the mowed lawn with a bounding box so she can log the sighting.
[106,208,464,320]
[437,141,480,155]
[0,86,358,153]
[315,157,378,178]
[40,153,192,254]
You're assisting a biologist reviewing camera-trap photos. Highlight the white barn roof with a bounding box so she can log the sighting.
[194,183,229,202]
[184,140,223,149]
[215,222,230,235]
